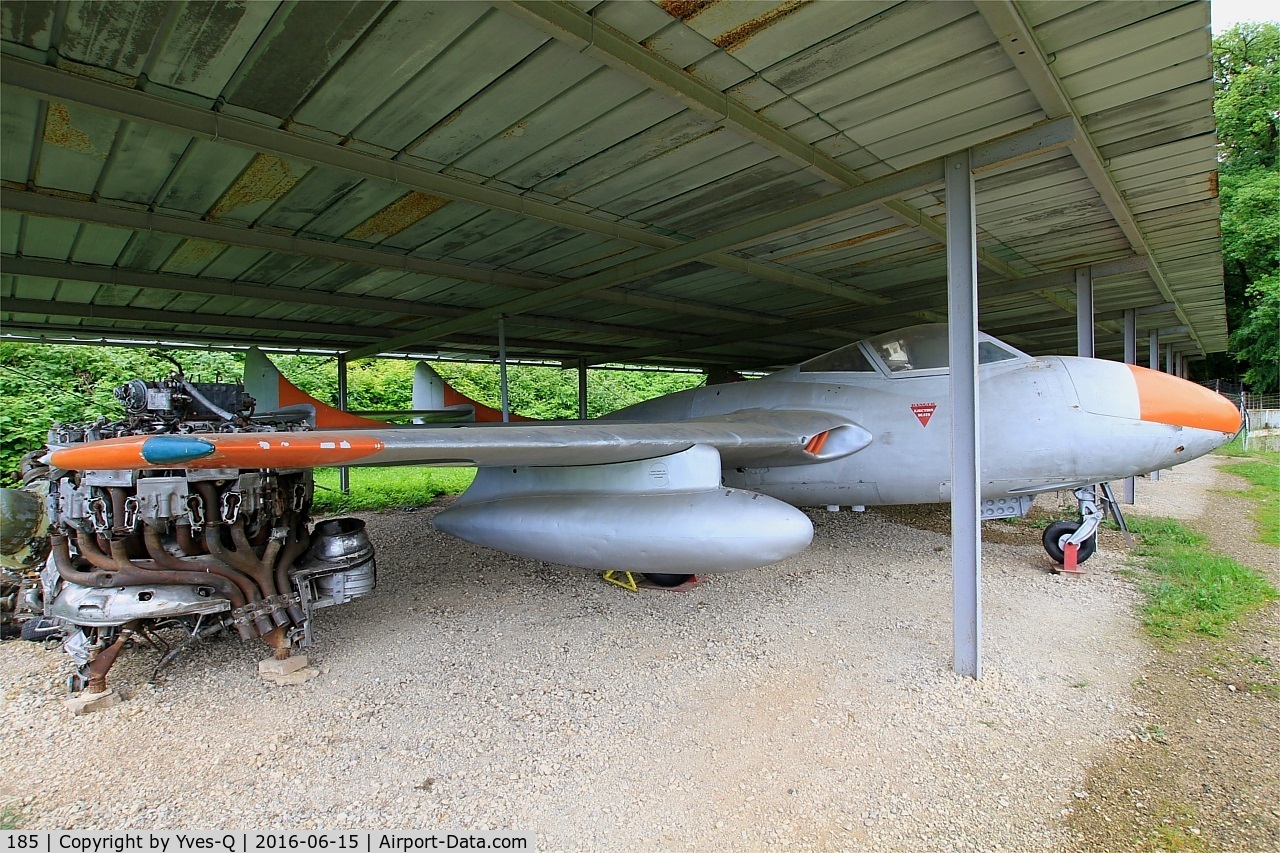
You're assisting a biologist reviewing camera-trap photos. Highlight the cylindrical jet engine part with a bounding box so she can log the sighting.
[294,518,377,607]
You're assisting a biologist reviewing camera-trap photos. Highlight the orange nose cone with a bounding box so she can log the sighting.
[1127,365,1242,433]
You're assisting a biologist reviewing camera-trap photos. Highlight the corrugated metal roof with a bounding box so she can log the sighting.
[1,0,1225,369]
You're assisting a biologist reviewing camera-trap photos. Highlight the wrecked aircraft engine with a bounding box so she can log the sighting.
[3,370,376,693]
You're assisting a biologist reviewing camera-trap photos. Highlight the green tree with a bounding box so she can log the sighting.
[1214,22,1280,392]
[431,361,702,419]
[0,344,243,483]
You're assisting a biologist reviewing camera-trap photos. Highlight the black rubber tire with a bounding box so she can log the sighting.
[643,573,694,588]
[1042,520,1097,564]
[19,617,60,642]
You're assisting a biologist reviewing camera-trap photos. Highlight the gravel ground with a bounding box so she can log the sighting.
[3,471,1167,847]
[1066,456,1280,852]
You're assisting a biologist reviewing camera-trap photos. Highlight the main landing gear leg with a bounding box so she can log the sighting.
[1043,486,1105,573]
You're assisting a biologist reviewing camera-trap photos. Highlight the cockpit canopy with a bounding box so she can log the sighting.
[799,324,1029,376]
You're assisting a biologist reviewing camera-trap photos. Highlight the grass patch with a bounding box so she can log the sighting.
[1147,824,1206,852]
[1214,432,1250,458]
[312,467,474,514]
[1126,516,1277,644]
[1218,457,1280,546]
[0,804,22,829]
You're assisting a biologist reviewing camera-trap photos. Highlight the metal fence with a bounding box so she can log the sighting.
[1196,380,1280,413]
[1202,380,1280,451]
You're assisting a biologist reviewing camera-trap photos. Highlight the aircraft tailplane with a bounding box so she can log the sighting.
[245,350,534,427]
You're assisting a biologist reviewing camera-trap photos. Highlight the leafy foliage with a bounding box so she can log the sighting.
[1214,23,1280,391]
[1229,275,1280,391]
[1213,23,1279,170]
[431,361,701,420]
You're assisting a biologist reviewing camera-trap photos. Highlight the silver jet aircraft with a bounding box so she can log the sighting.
[50,324,1240,584]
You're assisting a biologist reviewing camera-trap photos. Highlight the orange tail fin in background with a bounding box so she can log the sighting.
[244,350,535,427]
[441,382,534,423]
[244,349,387,429]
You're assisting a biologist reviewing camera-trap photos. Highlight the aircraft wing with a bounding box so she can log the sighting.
[48,409,871,472]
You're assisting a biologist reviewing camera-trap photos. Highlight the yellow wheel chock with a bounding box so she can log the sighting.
[602,570,639,591]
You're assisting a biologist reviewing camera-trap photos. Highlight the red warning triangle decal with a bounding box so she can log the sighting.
[910,403,937,427]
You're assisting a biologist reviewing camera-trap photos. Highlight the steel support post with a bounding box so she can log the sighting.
[498,318,510,423]
[1165,343,1174,374]
[946,150,981,680]
[337,354,350,494]
[1076,267,1094,357]
[1149,329,1160,480]
[1123,309,1137,504]
[577,359,588,420]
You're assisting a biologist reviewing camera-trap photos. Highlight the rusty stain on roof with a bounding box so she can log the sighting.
[162,239,224,272]
[55,56,137,88]
[29,186,94,201]
[208,154,303,220]
[42,103,98,156]
[714,0,811,52]
[659,0,721,22]
[345,192,452,242]
[775,225,909,260]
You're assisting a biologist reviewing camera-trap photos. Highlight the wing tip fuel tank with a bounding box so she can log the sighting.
[435,444,815,573]
[434,489,813,573]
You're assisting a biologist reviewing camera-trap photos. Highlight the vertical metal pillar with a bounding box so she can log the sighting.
[337,354,350,494]
[1075,267,1094,357]
[498,317,510,423]
[577,359,588,420]
[1123,309,1137,504]
[1164,343,1174,374]
[946,150,981,680]
[1149,329,1160,480]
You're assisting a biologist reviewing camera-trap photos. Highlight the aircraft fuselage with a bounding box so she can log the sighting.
[607,351,1239,509]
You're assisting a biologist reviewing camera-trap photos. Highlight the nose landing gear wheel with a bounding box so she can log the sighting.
[1043,520,1096,565]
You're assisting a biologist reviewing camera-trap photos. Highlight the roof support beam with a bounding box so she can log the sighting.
[344,117,1076,359]
[0,256,700,346]
[495,0,1030,282]
[974,1,1202,353]
[589,255,1141,364]
[0,322,764,367]
[0,54,884,308]
[0,298,670,360]
[0,188,794,329]
[2,298,393,341]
